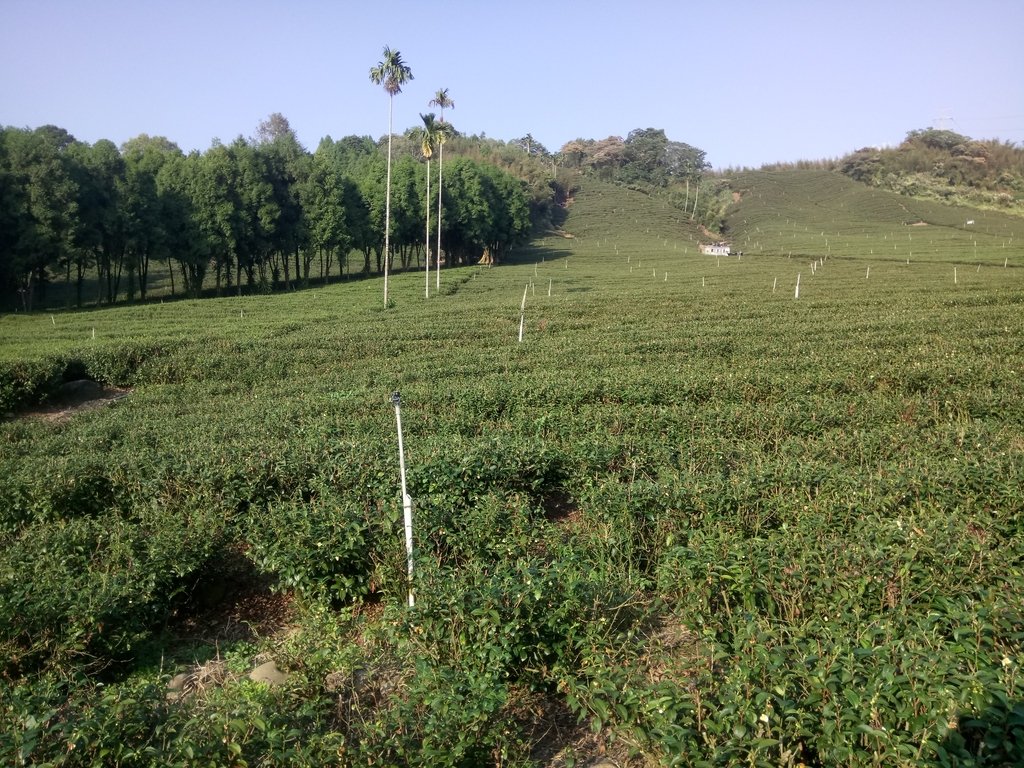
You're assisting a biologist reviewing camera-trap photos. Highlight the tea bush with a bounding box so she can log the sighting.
[0,355,66,412]
[245,493,374,605]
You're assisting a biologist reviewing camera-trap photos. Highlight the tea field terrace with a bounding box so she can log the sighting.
[1,177,1022,765]
[722,168,1022,267]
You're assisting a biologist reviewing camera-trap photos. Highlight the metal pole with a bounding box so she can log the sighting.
[390,391,414,607]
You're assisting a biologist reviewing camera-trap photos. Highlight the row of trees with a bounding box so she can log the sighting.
[0,116,535,310]
[3,35,717,312]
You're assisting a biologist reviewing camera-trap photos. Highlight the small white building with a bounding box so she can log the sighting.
[700,242,731,256]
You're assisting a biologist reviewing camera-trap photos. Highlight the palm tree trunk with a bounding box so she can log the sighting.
[436,142,444,291]
[425,157,431,298]
[384,94,393,306]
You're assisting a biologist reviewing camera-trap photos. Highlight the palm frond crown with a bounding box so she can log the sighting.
[418,113,439,160]
[369,46,414,96]
[429,88,454,118]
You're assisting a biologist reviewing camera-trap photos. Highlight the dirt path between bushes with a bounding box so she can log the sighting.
[5,379,130,423]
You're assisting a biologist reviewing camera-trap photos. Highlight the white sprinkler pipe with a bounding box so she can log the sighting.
[390,391,414,607]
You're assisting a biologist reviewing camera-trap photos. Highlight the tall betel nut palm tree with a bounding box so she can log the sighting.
[417,112,440,298]
[428,88,454,289]
[369,46,413,306]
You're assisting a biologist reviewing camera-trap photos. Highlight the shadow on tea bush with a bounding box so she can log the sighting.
[408,437,567,508]
[0,501,228,677]
[245,494,373,606]
[937,698,1024,766]
[0,356,66,411]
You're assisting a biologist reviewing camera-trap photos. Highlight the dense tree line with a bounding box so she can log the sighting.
[556,128,710,187]
[838,128,1024,211]
[0,116,539,310]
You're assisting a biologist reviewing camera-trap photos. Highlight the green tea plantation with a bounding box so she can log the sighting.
[1,173,1022,766]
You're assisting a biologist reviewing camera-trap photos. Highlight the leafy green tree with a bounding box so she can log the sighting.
[428,88,454,287]
[312,136,378,277]
[3,126,81,310]
[158,151,211,297]
[353,153,387,274]
[512,134,549,157]
[438,156,484,264]
[231,137,281,293]
[587,136,626,179]
[623,128,669,185]
[183,137,281,296]
[67,139,124,307]
[663,140,709,181]
[839,147,884,184]
[300,144,357,282]
[252,113,307,288]
[332,134,378,167]
[904,128,970,152]
[439,157,529,265]
[191,141,241,294]
[479,164,530,261]
[557,139,592,169]
[34,124,77,151]
[120,135,182,301]
[369,46,414,306]
[0,128,31,308]
[558,129,708,189]
[389,155,423,271]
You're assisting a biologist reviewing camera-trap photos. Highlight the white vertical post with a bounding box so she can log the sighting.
[795,273,801,299]
[519,285,528,342]
[390,392,414,608]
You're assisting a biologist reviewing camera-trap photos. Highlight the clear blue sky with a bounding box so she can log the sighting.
[3,0,1022,169]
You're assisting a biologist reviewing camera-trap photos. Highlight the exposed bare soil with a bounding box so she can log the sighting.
[7,379,130,423]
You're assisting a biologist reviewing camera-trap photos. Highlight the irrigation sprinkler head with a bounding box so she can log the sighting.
[390,391,401,407]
